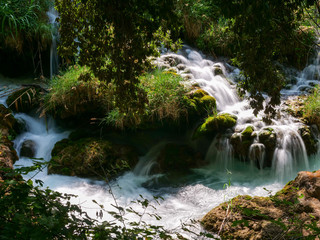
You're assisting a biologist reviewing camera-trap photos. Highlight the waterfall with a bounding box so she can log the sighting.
[47,7,59,79]
[156,45,315,182]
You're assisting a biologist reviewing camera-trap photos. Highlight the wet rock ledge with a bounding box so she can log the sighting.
[202,170,320,239]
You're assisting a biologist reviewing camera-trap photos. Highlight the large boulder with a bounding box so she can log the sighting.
[202,170,320,239]
[193,113,237,139]
[48,138,139,178]
[185,89,217,120]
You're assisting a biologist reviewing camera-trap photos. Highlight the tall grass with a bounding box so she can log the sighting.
[43,65,109,117]
[0,0,52,51]
[303,85,320,127]
[140,69,190,122]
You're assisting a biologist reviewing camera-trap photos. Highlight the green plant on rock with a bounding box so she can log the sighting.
[303,84,320,129]
[140,69,191,122]
[43,65,111,121]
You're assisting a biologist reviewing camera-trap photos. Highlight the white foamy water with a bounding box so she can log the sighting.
[2,46,320,238]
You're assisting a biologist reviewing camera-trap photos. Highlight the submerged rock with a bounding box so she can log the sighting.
[193,113,237,139]
[48,138,139,178]
[202,170,320,239]
[258,127,277,167]
[20,140,37,158]
[230,125,255,161]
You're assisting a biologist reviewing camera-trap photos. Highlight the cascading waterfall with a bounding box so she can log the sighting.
[156,45,312,181]
[4,45,320,238]
[47,7,59,79]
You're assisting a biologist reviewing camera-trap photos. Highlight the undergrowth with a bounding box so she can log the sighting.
[303,84,320,128]
[139,69,190,122]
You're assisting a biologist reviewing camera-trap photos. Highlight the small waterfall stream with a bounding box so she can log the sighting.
[3,46,320,238]
[47,7,59,79]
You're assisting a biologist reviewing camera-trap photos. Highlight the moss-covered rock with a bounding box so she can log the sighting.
[202,170,320,239]
[6,87,42,113]
[230,125,255,161]
[193,113,237,139]
[185,89,217,120]
[258,127,277,167]
[298,125,318,155]
[48,138,139,178]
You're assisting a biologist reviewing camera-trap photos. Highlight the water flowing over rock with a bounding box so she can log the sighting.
[202,170,320,240]
[156,46,314,180]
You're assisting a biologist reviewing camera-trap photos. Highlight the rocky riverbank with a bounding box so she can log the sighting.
[202,170,320,239]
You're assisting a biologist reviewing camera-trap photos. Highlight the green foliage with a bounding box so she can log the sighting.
[140,69,190,122]
[0,167,91,239]
[43,65,111,119]
[303,84,320,128]
[176,0,219,42]
[0,0,52,51]
[217,0,317,117]
[196,19,236,58]
[55,0,180,113]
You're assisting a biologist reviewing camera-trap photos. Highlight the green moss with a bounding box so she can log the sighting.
[241,126,254,138]
[192,89,208,98]
[193,113,237,139]
[48,137,139,179]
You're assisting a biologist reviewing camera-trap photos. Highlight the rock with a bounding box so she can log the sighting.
[202,170,320,239]
[6,87,42,113]
[151,143,205,174]
[0,105,19,180]
[48,138,139,178]
[230,125,255,161]
[249,143,266,169]
[213,66,223,76]
[20,140,37,158]
[193,113,237,139]
[298,125,318,155]
[185,89,216,122]
[0,104,22,138]
[258,127,277,167]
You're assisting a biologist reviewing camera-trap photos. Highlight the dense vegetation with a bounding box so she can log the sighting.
[2,0,320,239]
[0,0,53,76]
